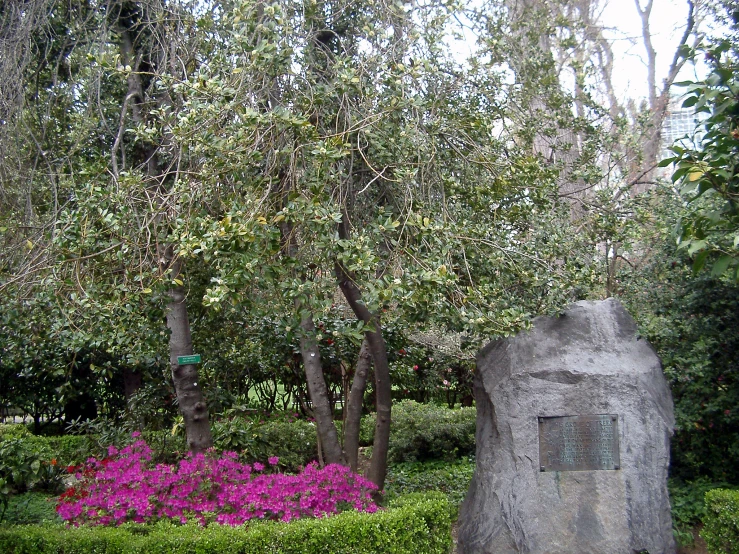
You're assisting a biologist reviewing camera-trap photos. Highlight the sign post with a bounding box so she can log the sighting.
[177,354,201,365]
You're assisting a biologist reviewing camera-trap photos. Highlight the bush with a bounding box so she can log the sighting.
[66,418,188,465]
[57,438,377,526]
[384,459,474,509]
[2,415,318,479]
[669,478,736,547]
[702,489,739,554]
[622,248,739,483]
[212,417,317,472]
[42,436,92,467]
[0,437,64,495]
[670,478,734,530]
[0,427,86,519]
[359,415,375,447]
[362,400,475,463]
[388,346,474,408]
[0,492,451,553]
[0,429,96,496]
[65,414,317,471]
[1,493,60,525]
[0,425,31,440]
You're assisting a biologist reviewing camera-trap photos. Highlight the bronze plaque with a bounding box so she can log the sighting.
[538,414,620,472]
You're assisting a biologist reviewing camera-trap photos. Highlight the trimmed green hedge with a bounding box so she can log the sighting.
[0,425,32,440]
[0,493,451,554]
[385,459,474,509]
[702,489,739,554]
[3,399,477,471]
[0,425,91,466]
[2,493,60,525]
[362,400,475,463]
[211,418,317,472]
[1,420,316,474]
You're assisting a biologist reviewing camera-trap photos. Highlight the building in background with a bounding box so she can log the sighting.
[661,95,705,160]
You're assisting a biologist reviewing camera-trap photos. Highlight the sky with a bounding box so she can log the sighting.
[601,0,700,102]
[443,0,704,106]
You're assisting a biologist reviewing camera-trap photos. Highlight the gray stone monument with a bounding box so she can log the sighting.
[458,298,675,554]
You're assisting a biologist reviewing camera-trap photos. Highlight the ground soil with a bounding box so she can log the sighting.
[678,526,709,554]
[357,447,372,475]
[451,520,459,553]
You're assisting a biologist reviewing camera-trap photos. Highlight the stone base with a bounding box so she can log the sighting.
[458,299,675,554]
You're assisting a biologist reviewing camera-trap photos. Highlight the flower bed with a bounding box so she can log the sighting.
[57,435,377,526]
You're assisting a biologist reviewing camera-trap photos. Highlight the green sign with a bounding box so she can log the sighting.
[177,354,201,365]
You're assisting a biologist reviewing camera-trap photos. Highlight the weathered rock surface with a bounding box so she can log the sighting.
[458,298,675,554]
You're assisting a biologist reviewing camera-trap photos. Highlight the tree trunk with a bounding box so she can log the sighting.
[298,308,346,465]
[165,254,212,453]
[335,260,391,491]
[344,337,371,471]
[275,168,346,465]
[114,6,214,451]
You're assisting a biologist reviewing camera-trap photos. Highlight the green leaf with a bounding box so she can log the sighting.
[672,167,689,183]
[687,240,707,256]
[693,250,710,273]
[711,255,732,277]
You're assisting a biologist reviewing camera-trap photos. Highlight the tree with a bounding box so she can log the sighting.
[164,0,606,488]
[665,38,739,280]
[1,0,680,491]
[618,183,739,482]
[0,0,214,451]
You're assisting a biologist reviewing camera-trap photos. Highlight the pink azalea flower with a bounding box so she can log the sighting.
[56,441,377,527]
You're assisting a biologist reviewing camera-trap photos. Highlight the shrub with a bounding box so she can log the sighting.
[3,415,318,480]
[388,346,475,408]
[43,436,92,467]
[359,414,375,447]
[0,425,31,440]
[384,459,474,508]
[670,478,734,530]
[212,417,317,472]
[0,437,65,495]
[1,492,60,525]
[57,437,376,526]
[69,414,316,471]
[66,418,188,465]
[623,257,739,483]
[0,435,63,522]
[0,429,95,502]
[362,400,476,462]
[702,489,739,554]
[0,493,451,553]
[669,478,736,547]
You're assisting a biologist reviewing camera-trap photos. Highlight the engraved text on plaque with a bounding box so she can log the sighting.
[538,414,620,472]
